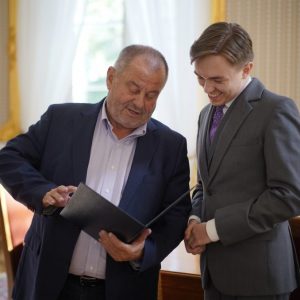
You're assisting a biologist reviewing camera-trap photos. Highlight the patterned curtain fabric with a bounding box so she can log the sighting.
[226,0,300,107]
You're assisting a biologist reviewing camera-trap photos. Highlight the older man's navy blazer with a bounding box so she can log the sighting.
[0,100,191,300]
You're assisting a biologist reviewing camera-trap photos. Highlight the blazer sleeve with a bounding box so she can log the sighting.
[215,97,300,245]
[139,136,191,271]
[190,110,205,219]
[0,106,57,214]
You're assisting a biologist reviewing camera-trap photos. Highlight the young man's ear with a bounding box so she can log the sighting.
[242,62,253,79]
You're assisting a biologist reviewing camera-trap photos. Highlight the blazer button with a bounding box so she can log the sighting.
[206,189,212,196]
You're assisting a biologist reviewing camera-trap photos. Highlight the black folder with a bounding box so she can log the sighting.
[60,182,193,243]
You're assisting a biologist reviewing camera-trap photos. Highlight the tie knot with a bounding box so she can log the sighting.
[215,104,225,113]
[213,105,225,121]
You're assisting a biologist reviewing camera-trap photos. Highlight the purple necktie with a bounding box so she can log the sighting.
[209,105,225,142]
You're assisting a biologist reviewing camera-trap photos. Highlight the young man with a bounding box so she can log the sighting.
[0,45,191,300]
[185,22,300,300]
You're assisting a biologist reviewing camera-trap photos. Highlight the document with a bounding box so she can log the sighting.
[60,182,194,243]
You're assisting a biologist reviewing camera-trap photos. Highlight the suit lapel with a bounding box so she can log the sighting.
[119,120,158,210]
[207,79,265,184]
[72,102,103,185]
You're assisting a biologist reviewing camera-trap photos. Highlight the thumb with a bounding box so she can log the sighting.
[134,228,152,244]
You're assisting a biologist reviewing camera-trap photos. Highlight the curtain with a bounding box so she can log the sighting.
[17,0,86,132]
[0,0,21,142]
[124,0,211,158]
[212,0,226,22]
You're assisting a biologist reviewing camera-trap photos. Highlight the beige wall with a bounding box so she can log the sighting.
[227,0,300,107]
[0,0,8,126]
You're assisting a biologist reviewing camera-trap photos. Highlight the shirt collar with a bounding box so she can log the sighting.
[225,77,252,109]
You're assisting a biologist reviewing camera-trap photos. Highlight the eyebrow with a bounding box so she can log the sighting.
[128,81,140,89]
[128,80,160,95]
[193,71,224,81]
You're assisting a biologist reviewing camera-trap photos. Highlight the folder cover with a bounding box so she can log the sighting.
[60,182,193,243]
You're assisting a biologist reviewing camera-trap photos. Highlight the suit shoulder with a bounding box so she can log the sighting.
[47,102,99,115]
[262,89,290,102]
[149,118,186,141]
[262,89,298,111]
[197,104,210,125]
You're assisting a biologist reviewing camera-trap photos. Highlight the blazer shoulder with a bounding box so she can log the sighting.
[261,89,299,111]
[197,104,211,126]
[148,118,186,142]
[248,79,298,113]
[47,102,101,116]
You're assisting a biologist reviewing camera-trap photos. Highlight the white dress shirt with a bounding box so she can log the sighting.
[68,102,146,278]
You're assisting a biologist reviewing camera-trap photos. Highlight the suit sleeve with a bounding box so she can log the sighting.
[190,111,205,219]
[139,136,191,271]
[0,106,57,213]
[215,98,300,245]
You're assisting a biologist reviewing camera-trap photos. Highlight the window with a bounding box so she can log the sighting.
[72,0,124,103]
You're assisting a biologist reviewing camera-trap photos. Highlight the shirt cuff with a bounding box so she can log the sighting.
[188,215,201,223]
[206,219,220,242]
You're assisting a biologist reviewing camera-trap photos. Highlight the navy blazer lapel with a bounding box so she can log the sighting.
[72,102,103,185]
[119,120,158,210]
[208,79,264,184]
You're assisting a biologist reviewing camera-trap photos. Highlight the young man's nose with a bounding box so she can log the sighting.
[203,80,214,93]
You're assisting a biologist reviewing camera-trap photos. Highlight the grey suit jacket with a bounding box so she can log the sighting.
[192,78,300,296]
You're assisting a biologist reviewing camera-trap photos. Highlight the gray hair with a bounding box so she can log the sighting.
[114,44,169,80]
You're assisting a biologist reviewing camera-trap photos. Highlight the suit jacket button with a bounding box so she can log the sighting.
[206,190,212,196]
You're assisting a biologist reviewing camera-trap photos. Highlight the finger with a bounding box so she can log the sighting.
[99,231,121,249]
[54,186,78,205]
[55,185,69,194]
[106,232,121,244]
[187,243,205,255]
[133,228,151,244]
[42,187,68,207]
[185,226,193,240]
[184,239,193,253]
[99,231,127,260]
[51,190,65,201]
[194,245,206,254]
[45,194,57,206]
[189,239,204,249]
[66,185,77,194]
[185,220,197,239]
[190,249,203,255]
[52,192,69,207]
[99,230,109,242]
